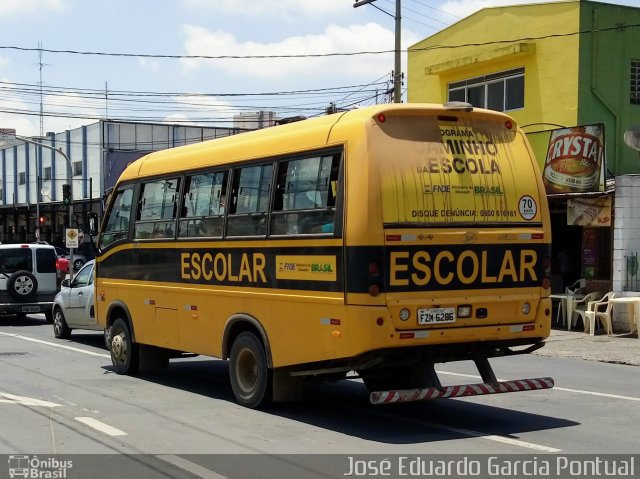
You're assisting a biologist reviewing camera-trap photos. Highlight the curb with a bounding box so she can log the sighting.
[534,327,640,366]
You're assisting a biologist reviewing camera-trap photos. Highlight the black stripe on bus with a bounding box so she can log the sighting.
[97,246,345,293]
[97,242,550,295]
[344,243,551,294]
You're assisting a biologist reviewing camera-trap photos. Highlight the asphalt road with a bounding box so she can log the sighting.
[1,315,639,478]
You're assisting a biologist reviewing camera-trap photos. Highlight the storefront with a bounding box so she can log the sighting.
[542,124,613,294]
[548,189,614,294]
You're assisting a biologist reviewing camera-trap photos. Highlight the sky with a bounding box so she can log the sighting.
[1,0,639,136]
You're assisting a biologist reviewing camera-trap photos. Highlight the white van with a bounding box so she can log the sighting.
[0,243,58,321]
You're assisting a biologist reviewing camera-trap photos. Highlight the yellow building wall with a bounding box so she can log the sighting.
[407,1,582,167]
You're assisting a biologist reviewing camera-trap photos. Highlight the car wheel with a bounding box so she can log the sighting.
[229,331,272,409]
[53,308,71,339]
[73,259,85,271]
[110,318,139,375]
[103,327,112,351]
[7,271,38,302]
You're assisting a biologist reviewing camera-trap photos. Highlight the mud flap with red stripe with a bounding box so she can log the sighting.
[370,377,554,405]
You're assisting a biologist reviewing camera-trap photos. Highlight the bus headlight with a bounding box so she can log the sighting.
[399,308,410,321]
[522,302,531,315]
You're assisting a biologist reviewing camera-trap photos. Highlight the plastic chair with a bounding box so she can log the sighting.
[565,278,586,294]
[571,291,604,330]
[584,292,616,335]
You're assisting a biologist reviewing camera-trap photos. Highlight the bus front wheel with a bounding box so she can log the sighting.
[110,318,139,375]
[229,332,272,409]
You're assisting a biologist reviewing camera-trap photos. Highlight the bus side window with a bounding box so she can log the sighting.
[134,178,180,239]
[270,153,339,235]
[227,164,272,237]
[178,170,228,238]
[99,187,133,248]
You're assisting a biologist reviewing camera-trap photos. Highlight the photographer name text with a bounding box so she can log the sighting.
[345,456,635,477]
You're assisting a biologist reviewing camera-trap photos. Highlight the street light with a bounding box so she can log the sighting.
[15,134,77,278]
[354,0,402,103]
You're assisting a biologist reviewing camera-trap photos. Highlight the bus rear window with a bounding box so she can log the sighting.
[375,113,542,226]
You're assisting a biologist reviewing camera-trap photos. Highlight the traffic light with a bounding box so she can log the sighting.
[62,183,71,205]
[39,215,47,225]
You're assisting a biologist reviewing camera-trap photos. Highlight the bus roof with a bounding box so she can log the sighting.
[117,103,514,182]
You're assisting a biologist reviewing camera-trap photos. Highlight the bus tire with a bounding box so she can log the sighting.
[229,332,272,409]
[110,317,139,375]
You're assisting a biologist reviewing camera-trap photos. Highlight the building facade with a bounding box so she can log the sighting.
[407,0,640,304]
[0,121,243,248]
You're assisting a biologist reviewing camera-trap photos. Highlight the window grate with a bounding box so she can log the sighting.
[631,60,640,105]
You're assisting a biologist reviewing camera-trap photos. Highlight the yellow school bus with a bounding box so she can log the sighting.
[94,103,554,408]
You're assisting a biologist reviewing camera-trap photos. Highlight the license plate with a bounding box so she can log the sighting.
[418,307,456,324]
[21,306,41,313]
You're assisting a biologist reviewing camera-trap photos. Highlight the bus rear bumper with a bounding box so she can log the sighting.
[370,376,554,404]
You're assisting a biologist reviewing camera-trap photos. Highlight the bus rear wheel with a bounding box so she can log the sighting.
[229,332,272,409]
[110,318,139,375]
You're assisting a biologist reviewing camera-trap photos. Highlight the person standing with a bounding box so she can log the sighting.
[56,255,69,287]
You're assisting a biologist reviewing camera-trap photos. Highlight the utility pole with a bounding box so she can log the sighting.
[393,0,402,103]
[17,135,76,278]
[354,0,402,103]
[38,41,45,138]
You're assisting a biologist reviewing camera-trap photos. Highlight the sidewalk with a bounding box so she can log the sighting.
[534,326,640,366]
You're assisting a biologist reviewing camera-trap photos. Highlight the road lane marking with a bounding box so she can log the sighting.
[377,408,561,453]
[438,370,640,402]
[157,455,228,479]
[0,392,61,407]
[321,393,561,453]
[0,332,110,358]
[551,386,640,401]
[432,425,561,452]
[74,417,127,436]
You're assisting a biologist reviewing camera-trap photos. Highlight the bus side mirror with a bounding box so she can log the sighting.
[88,212,99,236]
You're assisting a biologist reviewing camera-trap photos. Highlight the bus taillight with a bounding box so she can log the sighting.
[367,261,381,296]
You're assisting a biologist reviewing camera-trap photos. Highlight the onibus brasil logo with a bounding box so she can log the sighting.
[8,455,73,478]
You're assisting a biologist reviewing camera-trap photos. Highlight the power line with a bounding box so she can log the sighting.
[0,86,385,118]
[405,0,461,20]
[0,44,393,59]
[3,22,638,133]
[334,73,390,107]
[380,0,450,26]
[0,80,388,98]
[0,78,387,120]
[1,23,638,60]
